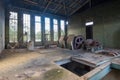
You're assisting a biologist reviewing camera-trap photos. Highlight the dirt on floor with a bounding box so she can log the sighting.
[0,49,41,74]
[0,48,80,80]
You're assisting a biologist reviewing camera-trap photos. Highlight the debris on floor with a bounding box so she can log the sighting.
[95,50,120,57]
[0,48,120,80]
[0,76,9,80]
[15,70,43,80]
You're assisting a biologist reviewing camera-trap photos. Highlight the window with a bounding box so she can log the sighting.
[66,21,68,25]
[53,19,58,41]
[35,16,41,42]
[23,14,31,42]
[85,21,94,26]
[60,20,65,36]
[9,12,18,43]
[45,17,51,41]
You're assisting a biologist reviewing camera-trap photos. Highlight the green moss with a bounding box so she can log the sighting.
[43,68,64,80]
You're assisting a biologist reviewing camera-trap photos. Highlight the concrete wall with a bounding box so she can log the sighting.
[68,0,120,48]
[0,1,5,53]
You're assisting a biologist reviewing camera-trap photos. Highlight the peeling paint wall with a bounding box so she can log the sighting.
[68,0,120,48]
[0,0,5,53]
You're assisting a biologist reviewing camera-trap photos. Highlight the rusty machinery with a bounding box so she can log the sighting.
[59,35,102,52]
[59,35,85,50]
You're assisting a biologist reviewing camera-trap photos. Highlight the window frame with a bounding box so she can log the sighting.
[53,19,59,41]
[9,11,18,43]
[60,20,65,36]
[45,17,51,41]
[23,13,31,42]
[35,16,42,42]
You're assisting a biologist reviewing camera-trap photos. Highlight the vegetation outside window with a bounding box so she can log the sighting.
[35,16,41,42]
[53,19,58,41]
[9,12,18,43]
[23,14,31,42]
[45,17,51,41]
[60,20,65,36]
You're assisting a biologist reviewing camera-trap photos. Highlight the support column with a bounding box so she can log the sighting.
[50,17,53,42]
[58,19,61,40]
[5,9,9,48]
[64,20,67,48]
[30,14,35,42]
[41,15,45,45]
[18,11,23,44]
[65,20,68,37]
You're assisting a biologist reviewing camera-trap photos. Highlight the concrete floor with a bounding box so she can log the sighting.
[0,48,80,80]
[0,48,120,80]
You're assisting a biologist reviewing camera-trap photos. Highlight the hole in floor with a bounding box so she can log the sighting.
[55,59,94,76]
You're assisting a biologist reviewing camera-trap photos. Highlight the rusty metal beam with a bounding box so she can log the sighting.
[69,0,78,7]
[69,0,90,16]
[43,0,52,13]
[45,0,74,10]
[63,2,67,16]
[23,0,55,11]
[23,0,75,15]
[52,3,62,13]
[24,0,38,5]
[54,6,62,14]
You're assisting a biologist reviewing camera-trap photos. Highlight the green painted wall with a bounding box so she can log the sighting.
[0,0,5,52]
[68,0,120,48]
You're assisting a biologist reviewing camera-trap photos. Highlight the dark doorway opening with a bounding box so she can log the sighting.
[86,25,93,39]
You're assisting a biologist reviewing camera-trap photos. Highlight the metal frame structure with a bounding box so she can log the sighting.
[4,0,92,17]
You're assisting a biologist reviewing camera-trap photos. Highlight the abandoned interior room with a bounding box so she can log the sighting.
[0,0,120,80]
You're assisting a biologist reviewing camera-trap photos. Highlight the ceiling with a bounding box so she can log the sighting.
[4,0,110,17]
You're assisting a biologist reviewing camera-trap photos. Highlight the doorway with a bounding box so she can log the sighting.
[85,21,93,39]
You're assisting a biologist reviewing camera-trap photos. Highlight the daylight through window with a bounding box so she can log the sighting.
[9,12,18,43]
[23,14,31,42]
[53,19,58,41]
[35,16,41,42]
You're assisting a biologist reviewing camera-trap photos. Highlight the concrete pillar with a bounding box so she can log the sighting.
[58,19,61,39]
[50,17,53,42]
[65,20,68,37]
[5,9,9,48]
[41,15,45,45]
[18,11,23,43]
[30,14,35,42]
[0,0,5,51]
